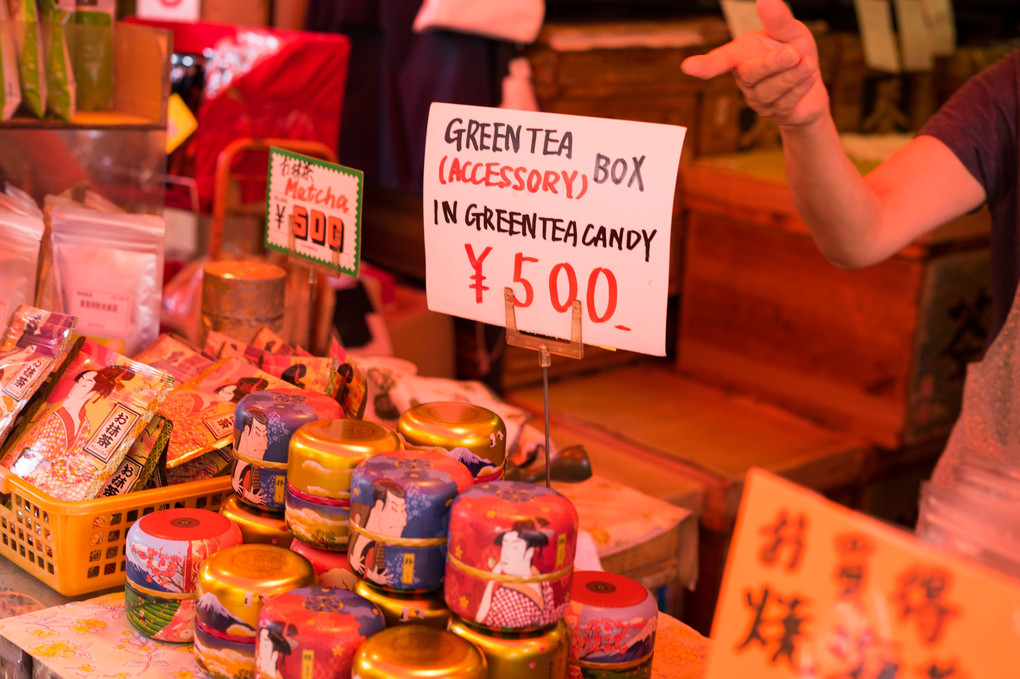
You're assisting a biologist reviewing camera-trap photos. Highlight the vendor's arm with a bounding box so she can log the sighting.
[681,0,985,269]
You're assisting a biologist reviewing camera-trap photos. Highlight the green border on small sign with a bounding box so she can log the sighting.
[264,147,363,278]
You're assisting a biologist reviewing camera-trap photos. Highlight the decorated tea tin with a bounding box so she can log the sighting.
[125,508,242,642]
[219,494,293,547]
[202,259,287,344]
[445,480,578,631]
[288,419,402,498]
[195,544,316,641]
[397,402,506,483]
[354,578,451,629]
[255,587,386,679]
[290,538,359,591]
[351,625,487,679]
[348,450,473,592]
[448,615,570,679]
[231,457,288,512]
[285,419,403,551]
[285,484,351,551]
[234,388,343,465]
[566,571,657,678]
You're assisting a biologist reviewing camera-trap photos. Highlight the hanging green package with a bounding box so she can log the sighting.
[0,1,23,119]
[73,0,114,111]
[10,0,47,118]
[40,0,76,122]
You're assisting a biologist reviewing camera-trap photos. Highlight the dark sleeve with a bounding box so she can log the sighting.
[917,50,1020,207]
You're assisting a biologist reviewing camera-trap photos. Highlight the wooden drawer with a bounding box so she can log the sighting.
[678,148,992,449]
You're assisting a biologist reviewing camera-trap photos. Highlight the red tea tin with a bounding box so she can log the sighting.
[445,480,578,632]
[566,571,657,678]
[255,586,385,679]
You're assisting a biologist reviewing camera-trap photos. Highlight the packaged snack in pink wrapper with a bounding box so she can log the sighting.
[160,357,287,468]
[252,326,295,355]
[1,337,174,501]
[134,334,215,385]
[201,330,248,361]
[167,446,233,485]
[327,339,368,421]
[0,306,77,447]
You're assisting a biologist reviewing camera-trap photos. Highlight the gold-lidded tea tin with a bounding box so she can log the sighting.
[354,578,451,629]
[397,401,506,483]
[285,420,402,552]
[125,508,242,643]
[201,259,287,344]
[352,625,487,679]
[219,494,292,548]
[288,419,402,498]
[448,615,569,679]
[194,544,316,679]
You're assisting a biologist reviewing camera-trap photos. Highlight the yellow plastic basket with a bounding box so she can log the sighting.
[0,467,232,597]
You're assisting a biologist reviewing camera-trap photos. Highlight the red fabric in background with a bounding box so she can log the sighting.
[191,31,351,211]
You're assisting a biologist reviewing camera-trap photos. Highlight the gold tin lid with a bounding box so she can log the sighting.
[397,402,506,465]
[196,544,315,636]
[288,419,402,498]
[447,616,569,679]
[219,494,293,548]
[354,578,451,630]
[201,259,287,319]
[352,626,486,679]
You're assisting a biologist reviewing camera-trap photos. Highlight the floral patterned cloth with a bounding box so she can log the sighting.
[0,592,708,678]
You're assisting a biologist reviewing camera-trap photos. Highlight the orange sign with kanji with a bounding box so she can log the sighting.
[706,468,1020,679]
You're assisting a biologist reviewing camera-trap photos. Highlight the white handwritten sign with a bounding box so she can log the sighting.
[265,148,363,277]
[422,103,686,356]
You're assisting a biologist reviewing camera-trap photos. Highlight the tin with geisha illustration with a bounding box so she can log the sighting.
[254,587,386,679]
[233,388,343,465]
[125,508,243,642]
[445,480,578,632]
[348,449,473,592]
[448,615,570,679]
[194,544,316,679]
[565,571,658,679]
[285,419,402,551]
[219,494,292,548]
[397,402,506,483]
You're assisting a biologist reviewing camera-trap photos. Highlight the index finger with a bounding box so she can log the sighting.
[681,39,766,79]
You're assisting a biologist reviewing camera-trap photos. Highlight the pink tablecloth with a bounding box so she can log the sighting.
[0,592,709,678]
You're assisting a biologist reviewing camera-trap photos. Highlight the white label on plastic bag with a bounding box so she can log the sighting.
[70,289,132,338]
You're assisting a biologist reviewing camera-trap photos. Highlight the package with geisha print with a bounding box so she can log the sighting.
[167,445,233,485]
[205,328,369,420]
[133,333,215,385]
[96,414,172,498]
[251,325,314,357]
[0,337,173,501]
[48,205,165,357]
[0,306,77,448]
[445,480,579,632]
[327,336,368,420]
[159,356,287,468]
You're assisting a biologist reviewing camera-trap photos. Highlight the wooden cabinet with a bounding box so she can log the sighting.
[677,146,992,449]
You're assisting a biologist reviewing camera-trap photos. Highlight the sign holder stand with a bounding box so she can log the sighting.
[503,287,584,488]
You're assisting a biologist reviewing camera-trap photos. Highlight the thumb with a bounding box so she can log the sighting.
[758,0,807,44]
